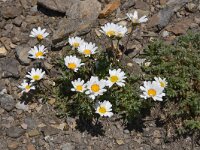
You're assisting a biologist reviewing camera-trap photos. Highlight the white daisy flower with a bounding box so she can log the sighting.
[71,78,86,93]
[28,45,47,59]
[100,23,119,38]
[116,25,127,38]
[101,23,127,38]
[77,42,98,57]
[107,69,126,87]
[69,37,85,49]
[127,11,148,24]
[26,68,45,82]
[18,80,35,93]
[30,27,49,40]
[95,100,113,117]
[140,81,165,101]
[154,77,167,88]
[64,55,84,72]
[85,76,107,100]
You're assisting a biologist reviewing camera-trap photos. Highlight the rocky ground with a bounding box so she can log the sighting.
[0,0,200,149]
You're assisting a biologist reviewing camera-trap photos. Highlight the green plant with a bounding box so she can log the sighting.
[55,44,144,121]
[142,33,200,133]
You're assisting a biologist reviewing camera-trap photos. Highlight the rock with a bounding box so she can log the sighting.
[166,19,191,35]
[0,37,12,50]
[0,79,6,91]
[0,46,7,57]
[15,45,31,65]
[121,0,135,9]
[24,117,37,129]
[1,5,22,19]
[154,138,162,145]
[186,3,197,13]
[160,0,167,5]
[0,58,20,78]
[20,0,29,9]
[52,0,101,44]
[28,129,40,137]
[147,0,189,30]
[7,141,19,149]
[37,0,76,14]
[60,143,75,150]
[13,16,23,27]
[25,15,41,24]
[4,24,13,33]
[99,0,121,18]
[189,23,199,29]
[153,130,162,138]
[27,144,36,150]
[15,102,29,111]
[134,1,149,10]
[30,5,38,13]
[194,17,200,25]
[0,94,15,111]
[121,55,142,76]
[41,126,60,136]
[6,126,25,138]
[116,139,124,145]
[162,30,169,37]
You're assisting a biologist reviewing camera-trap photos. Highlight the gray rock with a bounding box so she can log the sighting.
[16,45,31,65]
[1,5,22,19]
[41,126,60,136]
[0,37,12,51]
[60,143,75,150]
[122,0,135,9]
[134,1,149,10]
[25,15,41,24]
[186,3,197,13]
[121,55,142,76]
[0,58,20,78]
[20,0,29,9]
[0,94,15,111]
[24,117,37,129]
[30,5,38,13]
[37,0,76,13]
[52,0,101,44]
[162,30,169,37]
[147,0,189,30]
[6,126,25,138]
[0,80,6,92]
[13,16,23,27]
[4,24,13,33]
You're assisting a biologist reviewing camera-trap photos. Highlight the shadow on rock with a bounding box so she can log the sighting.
[76,117,105,137]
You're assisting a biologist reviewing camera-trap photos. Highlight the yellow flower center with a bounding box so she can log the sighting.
[72,42,79,48]
[76,85,83,91]
[91,84,100,92]
[35,51,43,58]
[83,49,91,55]
[68,63,77,70]
[99,106,107,114]
[106,30,115,37]
[25,85,30,90]
[148,89,157,97]
[160,82,165,88]
[37,34,43,40]
[110,75,119,83]
[33,75,40,81]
